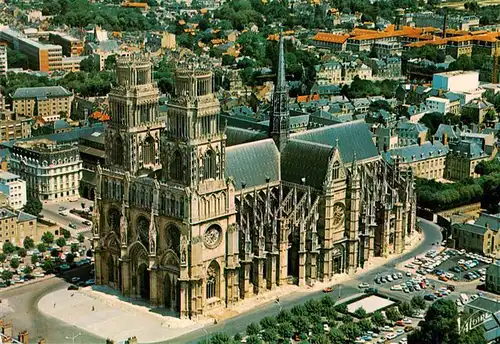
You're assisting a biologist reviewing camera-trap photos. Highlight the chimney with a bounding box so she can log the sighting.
[442,132,448,146]
[417,136,423,146]
[18,331,29,344]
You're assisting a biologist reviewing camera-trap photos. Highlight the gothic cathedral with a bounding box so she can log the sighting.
[94,38,417,319]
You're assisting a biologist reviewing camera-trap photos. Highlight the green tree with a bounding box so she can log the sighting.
[23,236,35,249]
[261,328,278,343]
[277,309,293,324]
[23,196,43,217]
[62,229,71,239]
[2,241,15,254]
[399,301,413,317]
[1,270,12,281]
[291,304,308,317]
[66,253,75,264]
[42,260,54,272]
[371,311,386,327]
[293,315,310,335]
[278,321,294,340]
[233,333,242,342]
[37,243,47,253]
[260,316,277,330]
[386,307,401,322]
[354,306,368,319]
[77,233,85,243]
[18,248,27,258]
[358,318,373,332]
[335,303,348,314]
[245,335,260,344]
[23,265,33,274]
[411,295,427,310]
[104,55,116,71]
[237,32,267,63]
[71,243,79,253]
[10,257,19,269]
[51,249,59,258]
[339,322,361,341]
[80,56,99,73]
[328,328,346,344]
[0,253,6,263]
[221,54,236,66]
[246,322,260,336]
[31,254,39,265]
[41,232,55,245]
[56,237,66,248]
[311,333,330,344]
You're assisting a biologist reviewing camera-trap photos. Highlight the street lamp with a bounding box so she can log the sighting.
[66,332,81,344]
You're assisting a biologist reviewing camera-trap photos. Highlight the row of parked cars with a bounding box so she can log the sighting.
[374,272,405,284]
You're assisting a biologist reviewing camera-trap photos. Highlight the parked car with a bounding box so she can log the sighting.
[359,283,370,289]
[365,287,378,294]
[82,221,91,226]
[67,284,79,290]
[70,277,80,283]
[69,223,77,229]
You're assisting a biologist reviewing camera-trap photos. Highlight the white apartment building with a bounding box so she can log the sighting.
[432,70,480,93]
[0,172,26,210]
[0,45,7,76]
[9,139,81,203]
[425,97,452,115]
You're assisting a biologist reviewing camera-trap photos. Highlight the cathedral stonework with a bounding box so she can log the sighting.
[94,45,417,319]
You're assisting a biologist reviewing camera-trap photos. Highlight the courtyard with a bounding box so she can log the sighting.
[346,294,395,314]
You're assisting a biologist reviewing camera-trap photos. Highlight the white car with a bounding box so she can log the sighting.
[387,333,397,340]
[391,285,403,291]
[403,319,412,324]
[406,272,412,277]
[359,283,370,289]
[387,276,393,282]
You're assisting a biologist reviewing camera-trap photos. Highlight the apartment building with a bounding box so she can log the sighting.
[0,113,32,143]
[315,61,342,85]
[0,208,37,247]
[9,139,81,203]
[403,12,479,31]
[12,86,73,119]
[0,27,62,72]
[0,171,26,210]
[452,213,500,258]
[383,140,449,180]
[445,140,489,180]
[425,96,460,115]
[432,70,480,93]
[312,32,349,51]
[48,32,83,57]
[0,45,6,76]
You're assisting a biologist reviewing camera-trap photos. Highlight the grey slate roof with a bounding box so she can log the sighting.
[223,115,269,132]
[457,223,487,236]
[281,139,333,190]
[382,141,449,164]
[52,120,71,130]
[474,213,500,231]
[12,86,72,100]
[226,139,280,190]
[449,140,487,158]
[225,127,268,146]
[291,120,379,164]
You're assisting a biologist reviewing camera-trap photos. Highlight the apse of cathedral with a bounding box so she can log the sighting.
[93,36,417,319]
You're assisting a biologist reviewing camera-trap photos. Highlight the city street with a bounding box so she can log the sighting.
[166,218,444,344]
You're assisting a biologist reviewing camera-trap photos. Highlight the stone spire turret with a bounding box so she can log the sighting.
[269,28,290,152]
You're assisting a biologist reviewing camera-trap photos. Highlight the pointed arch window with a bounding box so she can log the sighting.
[170,151,183,181]
[204,150,216,180]
[143,136,155,165]
[113,136,124,166]
[333,161,340,180]
[206,260,220,299]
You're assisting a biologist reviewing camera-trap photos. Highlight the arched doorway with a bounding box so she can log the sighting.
[83,186,89,199]
[90,188,95,201]
[164,275,172,309]
[138,263,150,300]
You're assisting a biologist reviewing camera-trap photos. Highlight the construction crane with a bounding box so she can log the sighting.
[493,29,499,84]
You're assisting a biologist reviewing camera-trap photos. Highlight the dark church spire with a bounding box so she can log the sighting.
[269,28,290,152]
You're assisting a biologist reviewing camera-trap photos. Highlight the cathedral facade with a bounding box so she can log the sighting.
[93,39,417,319]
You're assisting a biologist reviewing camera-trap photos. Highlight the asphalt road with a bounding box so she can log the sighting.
[0,266,102,344]
[166,218,443,344]
[41,198,93,234]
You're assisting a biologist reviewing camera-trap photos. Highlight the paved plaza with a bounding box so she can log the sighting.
[38,287,203,343]
[347,295,395,314]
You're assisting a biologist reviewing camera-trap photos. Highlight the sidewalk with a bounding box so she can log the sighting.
[38,288,204,343]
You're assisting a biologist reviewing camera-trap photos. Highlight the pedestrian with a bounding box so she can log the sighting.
[54,302,56,308]
[71,293,74,297]
[92,306,95,311]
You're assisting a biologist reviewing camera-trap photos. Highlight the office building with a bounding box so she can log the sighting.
[9,139,81,203]
[452,213,500,257]
[48,32,83,57]
[0,172,26,210]
[0,113,32,143]
[0,27,62,72]
[432,70,480,93]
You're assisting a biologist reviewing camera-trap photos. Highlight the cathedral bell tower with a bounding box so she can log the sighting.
[105,56,164,175]
[160,68,225,188]
[269,30,290,152]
